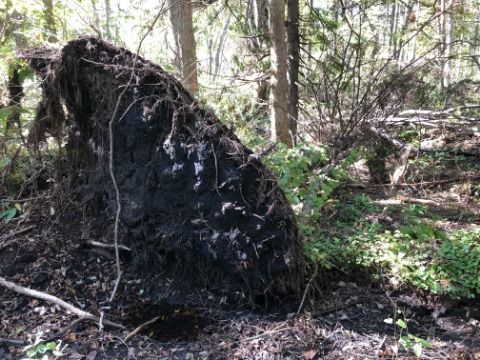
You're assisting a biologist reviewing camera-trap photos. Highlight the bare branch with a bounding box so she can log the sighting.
[0,276,126,330]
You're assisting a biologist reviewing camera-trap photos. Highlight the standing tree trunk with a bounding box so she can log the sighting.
[0,0,12,46]
[105,0,112,40]
[396,0,412,62]
[212,11,231,82]
[470,3,479,73]
[3,9,27,142]
[269,0,292,147]
[445,0,454,83]
[409,0,420,61]
[168,0,199,95]
[10,10,28,49]
[389,0,398,57]
[42,0,58,43]
[439,0,448,91]
[5,65,24,144]
[246,0,270,116]
[286,0,299,145]
[90,0,103,38]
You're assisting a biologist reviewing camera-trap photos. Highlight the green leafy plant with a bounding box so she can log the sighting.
[22,331,67,360]
[305,209,480,298]
[265,142,330,208]
[265,144,365,268]
[434,230,480,298]
[282,159,480,298]
[0,206,16,223]
[399,205,446,242]
[384,317,433,358]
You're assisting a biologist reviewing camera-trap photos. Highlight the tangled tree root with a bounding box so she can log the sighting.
[25,36,304,304]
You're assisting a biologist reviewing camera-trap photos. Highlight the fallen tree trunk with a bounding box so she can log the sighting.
[383,106,480,126]
[26,36,304,304]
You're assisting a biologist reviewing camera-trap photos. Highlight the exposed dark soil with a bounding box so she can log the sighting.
[24,36,303,303]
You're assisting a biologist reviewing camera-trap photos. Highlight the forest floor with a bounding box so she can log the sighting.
[1,128,480,359]
[0,215,479,360]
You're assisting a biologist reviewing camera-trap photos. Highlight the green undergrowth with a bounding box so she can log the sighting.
[267,142,480,300]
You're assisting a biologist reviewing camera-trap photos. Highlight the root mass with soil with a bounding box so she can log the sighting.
[26,36,304,304]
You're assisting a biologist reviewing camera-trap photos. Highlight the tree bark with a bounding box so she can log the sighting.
[0,0,12,46]
[389,0,398,56]
[446,0,454,81]
[396,0,412,61]
[212,11,231,82]
[168,0,199,95]
[10,10,28,49]
[440,0,448,90]
[286,0,299,144]
[42,0,58,43]
[104,0,113,40]
[269,0,292,147]
[6,64,24,138]
[2,9,27,146]
[409,0,421,61]
[246,0,270,116]
[90,0,102,38]
[471,3,479,72]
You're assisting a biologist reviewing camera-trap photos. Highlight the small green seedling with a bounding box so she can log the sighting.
[384,318,433,358]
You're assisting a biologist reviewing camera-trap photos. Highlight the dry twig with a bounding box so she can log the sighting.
[0,225,35,245]
[44,317,90,342]
[297,264,318,315]
[0,276,126,329]
[85,239,131,251]
[124,316,160,342]
[395,195,440,206]
[242,327,289,342]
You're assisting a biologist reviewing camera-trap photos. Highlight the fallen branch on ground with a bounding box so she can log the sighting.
[357,174,480,188]
[0,225,36,251]
[44,317,89,342]
[85,239,131,251]
[384,105,480,125]
[0,337,27,346]
[0,225,36,244]
[297,264,318,315]
[124,316,160,342]
[370,126,480,157]
[389,145,412,193]
[395,195,440,206]
[0,276,126,330]
[242,327,290,342]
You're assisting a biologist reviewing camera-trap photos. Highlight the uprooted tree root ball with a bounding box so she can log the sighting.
[26,36,304,304]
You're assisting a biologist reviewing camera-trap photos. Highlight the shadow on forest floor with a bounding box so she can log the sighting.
[0,184,479,359]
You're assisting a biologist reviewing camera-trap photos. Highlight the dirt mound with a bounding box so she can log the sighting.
[26,36,304,303]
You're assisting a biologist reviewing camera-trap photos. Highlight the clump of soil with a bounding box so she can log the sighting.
[26,36,304,303]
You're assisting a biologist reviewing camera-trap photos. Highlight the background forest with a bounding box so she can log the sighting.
[1,1,480,356]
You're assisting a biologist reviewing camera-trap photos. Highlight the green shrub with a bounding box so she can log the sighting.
[267,143,480,300]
